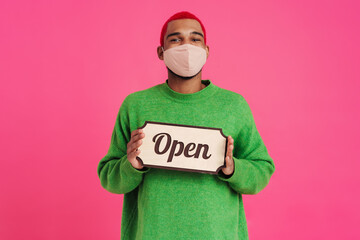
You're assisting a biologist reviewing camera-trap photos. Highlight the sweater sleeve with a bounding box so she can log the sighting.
[97,98,151,194]
[217,96,275,195]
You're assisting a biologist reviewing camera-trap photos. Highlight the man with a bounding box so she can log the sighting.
[97,11,275,240]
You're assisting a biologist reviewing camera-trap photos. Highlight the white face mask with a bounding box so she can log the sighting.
[162,44,207,77]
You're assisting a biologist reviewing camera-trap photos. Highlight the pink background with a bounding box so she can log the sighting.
[1,0,359,239]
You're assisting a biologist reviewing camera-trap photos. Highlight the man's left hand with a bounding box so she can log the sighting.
[221,136,234,176]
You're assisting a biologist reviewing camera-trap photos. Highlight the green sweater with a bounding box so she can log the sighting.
[97,79,275,240]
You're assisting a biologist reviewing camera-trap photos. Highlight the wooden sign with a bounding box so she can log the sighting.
[136,121,228,174]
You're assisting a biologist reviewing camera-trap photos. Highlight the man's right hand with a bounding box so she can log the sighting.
[127,128,145,170]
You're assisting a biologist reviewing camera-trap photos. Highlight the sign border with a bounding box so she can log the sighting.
[136,121,228,175]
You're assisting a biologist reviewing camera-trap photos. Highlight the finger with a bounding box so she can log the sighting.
[224,138,229,168]
[128,147,141,160]
[229,136,234,151]
[128,130,145,147]
[230,136,234,159]
[226,156,229,169]
[128,139,142,155]
[224,155,231,170]
[227,136,233,157]
[229,136,234,145]
[229,138,234,167]
[131,129,143,138]
[128,138,143,153]
[132,132,145,143]
[225,155,233,169]
[228,154,234,167]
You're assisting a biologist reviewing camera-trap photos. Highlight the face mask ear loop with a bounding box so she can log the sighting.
[162,46,165,52]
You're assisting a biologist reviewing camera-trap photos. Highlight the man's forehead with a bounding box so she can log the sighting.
[166,19,203,34]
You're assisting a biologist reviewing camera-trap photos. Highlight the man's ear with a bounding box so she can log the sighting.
[157,46,164,60]
[206,45,209,59]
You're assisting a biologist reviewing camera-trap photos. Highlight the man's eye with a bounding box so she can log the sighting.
[192,39,200,41]
[170,39,179,42]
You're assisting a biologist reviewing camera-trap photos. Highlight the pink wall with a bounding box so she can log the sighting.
[1,0,359,239]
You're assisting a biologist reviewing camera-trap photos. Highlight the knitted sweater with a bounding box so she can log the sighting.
[97,79,275,240]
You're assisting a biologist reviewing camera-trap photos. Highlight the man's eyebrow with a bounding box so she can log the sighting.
[166,31,204,39]
[191,31,204,38]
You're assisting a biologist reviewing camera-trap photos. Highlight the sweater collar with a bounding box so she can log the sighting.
[160,79,217,103]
